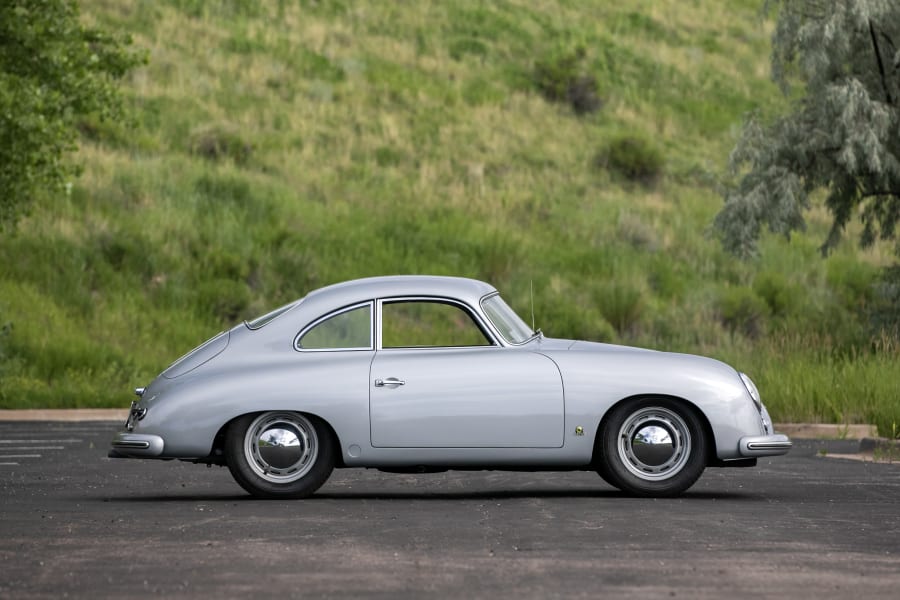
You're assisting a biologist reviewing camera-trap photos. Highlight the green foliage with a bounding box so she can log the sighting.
[715,0,900,257]
[722,333,900,437]
[0,0,144,227]
[0,317,11,365]
[597,135,664,185]
[533,45,601,115]
[595,282,645,336]
[196,279,251,323]
[189,125,253,165]
[870,265,900,334]
[752,271,798,318]
[449,38,489,61]
[717,287,768,338]
[827,255,878,311]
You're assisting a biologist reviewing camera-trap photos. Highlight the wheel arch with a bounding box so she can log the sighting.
[590,394,717,466]
[208,410,346,468]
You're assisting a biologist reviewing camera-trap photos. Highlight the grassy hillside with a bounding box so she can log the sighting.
[1,0,897,434]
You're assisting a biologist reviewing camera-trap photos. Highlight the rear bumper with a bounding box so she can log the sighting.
[739,434,792,457]
[108,432,165,458]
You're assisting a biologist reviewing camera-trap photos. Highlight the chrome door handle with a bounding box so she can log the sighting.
[374,377,405,387]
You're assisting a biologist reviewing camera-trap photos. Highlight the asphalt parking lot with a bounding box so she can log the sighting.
[1,421,899,599]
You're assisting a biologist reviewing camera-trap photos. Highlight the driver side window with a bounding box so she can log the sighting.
[381,300,491,348]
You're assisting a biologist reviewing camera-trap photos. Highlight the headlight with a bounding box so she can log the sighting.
[739,372,762,411]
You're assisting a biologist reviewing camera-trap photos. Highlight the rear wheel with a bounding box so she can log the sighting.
[597,398,707,497]
[225,411,334,499]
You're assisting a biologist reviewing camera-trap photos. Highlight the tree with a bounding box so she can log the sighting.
[715,0,900,257]
[0,0,143,227]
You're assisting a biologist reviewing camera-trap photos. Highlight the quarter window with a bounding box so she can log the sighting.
[297,304,372,350]
[382,300,491,348]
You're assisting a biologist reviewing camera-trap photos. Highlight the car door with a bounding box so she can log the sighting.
[369,298,564,448]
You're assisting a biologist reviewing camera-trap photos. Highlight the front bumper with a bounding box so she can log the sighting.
[739,434,792,457]
[108,432,165,458]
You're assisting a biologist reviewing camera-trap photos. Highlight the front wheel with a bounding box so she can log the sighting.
[596,398,707,497]
[225,411,335,499]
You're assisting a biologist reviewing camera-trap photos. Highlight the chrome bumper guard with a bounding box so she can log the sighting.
[739,434,792,457]
[109,432,165,458]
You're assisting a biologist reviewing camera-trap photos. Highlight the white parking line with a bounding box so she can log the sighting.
[0,431,93,467]
[0,439,82,443]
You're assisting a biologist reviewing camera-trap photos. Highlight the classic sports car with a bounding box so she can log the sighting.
[110,275,791,498]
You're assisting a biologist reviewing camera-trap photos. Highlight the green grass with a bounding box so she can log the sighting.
[716,333,900,438]
[1,0,898,436]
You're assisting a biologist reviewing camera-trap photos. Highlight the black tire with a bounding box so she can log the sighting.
[596,398,707,497]
[225,411,335,499]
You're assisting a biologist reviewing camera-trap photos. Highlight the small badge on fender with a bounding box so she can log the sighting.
[574,426,584,436]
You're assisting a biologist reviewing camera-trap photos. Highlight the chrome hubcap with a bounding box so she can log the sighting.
[244,412,318,483]
[617,407,691,481]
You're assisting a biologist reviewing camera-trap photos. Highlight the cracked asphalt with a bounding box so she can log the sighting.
[1,421,899,599]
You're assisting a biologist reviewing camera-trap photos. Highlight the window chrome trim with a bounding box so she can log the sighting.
[293,301,375,352]
[245,299,302,331]
[478,292,539,346]
[375,296,500,350]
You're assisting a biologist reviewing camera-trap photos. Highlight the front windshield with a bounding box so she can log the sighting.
[481,294,535,344]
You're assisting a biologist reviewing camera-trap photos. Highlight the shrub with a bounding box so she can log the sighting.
[449,38,488,61]
[534,296,617,343]
[616,212,658,251]
[717,286,768,338]
[194,173,254,208]
[188,124,253,165]
[0,318,11,364]
[581,314,618,343]
[596,135,664,185]
[374,146,404,168]
[647,259,684,300]
[826,255,877,311]
[94,229,155,280]
[753,271,798,318]
[595,282,644,336]
[195,279,251,323]
[533,47,601,115]
[870,265,900,336]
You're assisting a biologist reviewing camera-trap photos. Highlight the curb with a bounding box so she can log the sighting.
[0,409,128,422]
[859,437,900,453]
[775,423,878,440]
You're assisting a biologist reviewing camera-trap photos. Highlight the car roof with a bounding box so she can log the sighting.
[304,275,498,307]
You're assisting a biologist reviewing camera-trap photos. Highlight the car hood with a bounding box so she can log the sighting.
[542,337,740,378]
[566,340,658,354]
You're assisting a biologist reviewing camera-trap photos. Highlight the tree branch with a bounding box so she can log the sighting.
[860,190,900,199]
[879,31,895,56]
[869,20,894,105]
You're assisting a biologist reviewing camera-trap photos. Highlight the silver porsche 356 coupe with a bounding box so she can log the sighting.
[110,275,791,498]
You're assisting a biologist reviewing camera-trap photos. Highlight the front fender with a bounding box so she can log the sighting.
[544,347,765,461]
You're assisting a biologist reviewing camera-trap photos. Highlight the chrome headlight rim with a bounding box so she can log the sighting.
[739,372,762,411]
